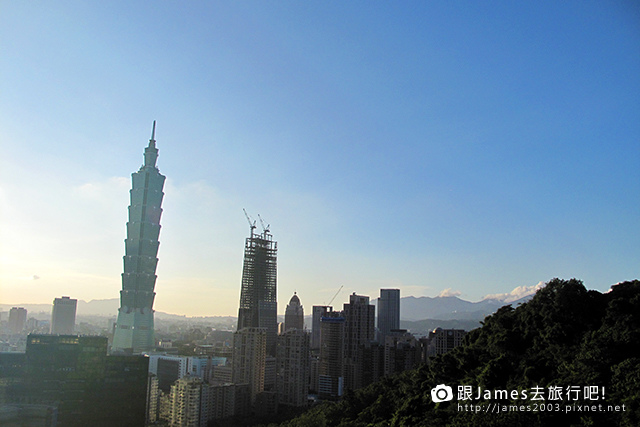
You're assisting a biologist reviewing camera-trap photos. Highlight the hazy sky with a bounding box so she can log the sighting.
[1,1,638,316]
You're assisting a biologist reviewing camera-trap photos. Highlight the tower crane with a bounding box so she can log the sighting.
[326,285,344,307]
[243,208,256,237]
[258,214,270,235]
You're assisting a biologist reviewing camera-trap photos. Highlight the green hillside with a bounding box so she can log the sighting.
[280,278,640,426]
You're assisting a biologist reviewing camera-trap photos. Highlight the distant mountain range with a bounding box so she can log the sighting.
[392,294,532,321]
[1,293,534,328]
[0,299,238,326]
[373,294,533,334]
[1,299,120,317]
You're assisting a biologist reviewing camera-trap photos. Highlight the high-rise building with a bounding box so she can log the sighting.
[309,354,320,394]
[8,307,27,334]
[152,356,188,394]
[50,296,77,335]
[377,289,400,341]
[232,327,266,404]
[237,223,278,356]
[211,365,234,384]
[343,293,375,359]
[276,328,310,407]
[200,382,251,422]
[169,376,203,427]
[284,292,304,331]
[264,356,277,392]
[311,305,330,350]
[146,373,160,425]
[113,122,166,354]
[343,293,375,391]
[383,329,419,376]
[148,354,225,394]
[360,341,385,388]
[0,334,148,426]
[318,310,345,400]
[423,328,466,362]
[160,376,251,425]
[26,317,40,331]
[103,353,151,425]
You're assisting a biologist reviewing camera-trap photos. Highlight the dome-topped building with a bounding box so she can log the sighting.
[284,292,304,331]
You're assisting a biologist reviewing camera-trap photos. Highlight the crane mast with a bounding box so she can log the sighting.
[243,208,256,237]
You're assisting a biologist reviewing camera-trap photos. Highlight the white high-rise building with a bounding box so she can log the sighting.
[169,376,203,427]
[51,296,77,335]
[8,307,27,334]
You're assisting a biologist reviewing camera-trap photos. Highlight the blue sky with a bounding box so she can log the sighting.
[1,1,638,316]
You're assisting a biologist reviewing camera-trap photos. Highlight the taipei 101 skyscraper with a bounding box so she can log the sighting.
[112,122,165,353]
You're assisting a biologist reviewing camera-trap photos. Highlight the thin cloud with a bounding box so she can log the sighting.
[439,288,462,298]
[483,281,545,303]
[75,177,129,203]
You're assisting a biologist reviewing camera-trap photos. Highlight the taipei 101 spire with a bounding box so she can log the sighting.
[112,122,166,353]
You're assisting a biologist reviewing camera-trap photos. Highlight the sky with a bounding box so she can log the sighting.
[1,1,638,316]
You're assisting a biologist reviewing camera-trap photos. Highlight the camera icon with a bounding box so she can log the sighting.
[431,384,453,402]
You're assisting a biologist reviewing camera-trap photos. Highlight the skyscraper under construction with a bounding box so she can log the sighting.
[237,216,278,356]
[113,122,165,353]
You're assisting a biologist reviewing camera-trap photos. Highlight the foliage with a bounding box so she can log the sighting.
[279,279,640,426]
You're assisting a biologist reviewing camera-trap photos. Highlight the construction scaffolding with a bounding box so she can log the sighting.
[237,227,278,357]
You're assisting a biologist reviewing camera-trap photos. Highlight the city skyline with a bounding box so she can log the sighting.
[1,2,638,316]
